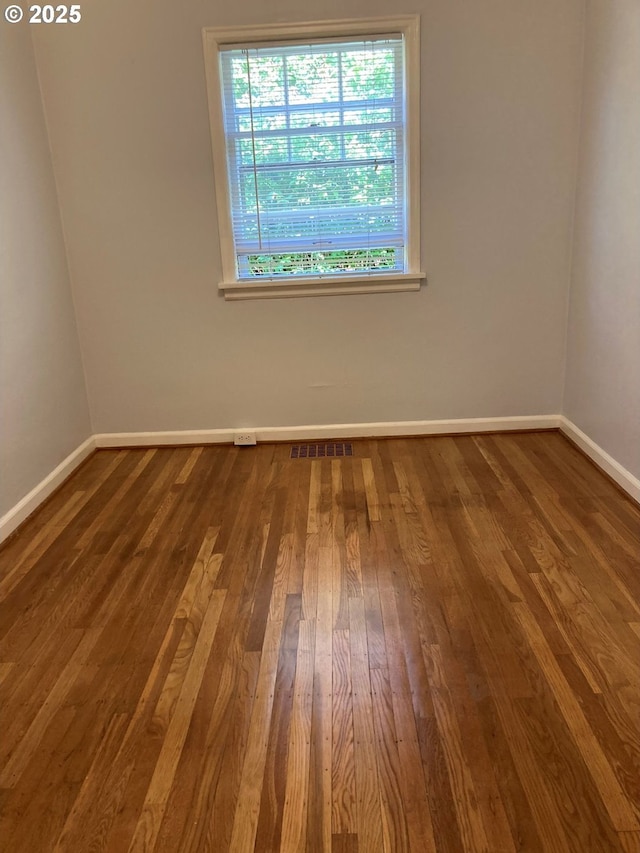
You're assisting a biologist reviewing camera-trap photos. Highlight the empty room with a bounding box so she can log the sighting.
[1,0,639,850]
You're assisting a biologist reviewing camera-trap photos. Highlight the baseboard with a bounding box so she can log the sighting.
[9,416,636,544]
[0,437,96,544]
[559,417,640,503]
[93,415,561,448]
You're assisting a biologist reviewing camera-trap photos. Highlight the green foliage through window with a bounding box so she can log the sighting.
[247,248,399,276]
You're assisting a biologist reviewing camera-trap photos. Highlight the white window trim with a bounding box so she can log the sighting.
[202,16,424,301]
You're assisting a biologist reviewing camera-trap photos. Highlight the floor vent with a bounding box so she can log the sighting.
[290,442,353,459]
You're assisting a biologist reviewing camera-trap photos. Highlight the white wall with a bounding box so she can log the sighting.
[32,0,584,434]
[0,24,91,519]
[564,0,640,481]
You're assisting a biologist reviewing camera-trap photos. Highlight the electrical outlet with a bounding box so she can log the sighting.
[234,431,257,446]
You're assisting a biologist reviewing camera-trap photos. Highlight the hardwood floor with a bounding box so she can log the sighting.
[1,431,639,852]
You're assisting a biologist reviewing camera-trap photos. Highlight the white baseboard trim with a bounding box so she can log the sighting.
[11,415,637,545]
[559,417,640,503]
[93,415,561,448]
[0,436,96,544]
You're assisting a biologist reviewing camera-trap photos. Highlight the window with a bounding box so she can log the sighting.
[203,17,424,299]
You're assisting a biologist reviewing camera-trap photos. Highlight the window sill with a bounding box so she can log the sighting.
[218,272,426,301]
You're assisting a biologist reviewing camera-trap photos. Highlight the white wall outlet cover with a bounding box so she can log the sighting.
[234,431,257,446]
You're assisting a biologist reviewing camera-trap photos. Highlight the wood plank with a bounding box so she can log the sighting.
[255,593,301,852]
[227,616,284,852]
[331,628,356,835]
[280,618,315,852]
[127,589,227,852]
[361,458,381,523]
[306,543,333,853]
[426,644,492,853]
[348,596,384,851]
[370,667,410,853]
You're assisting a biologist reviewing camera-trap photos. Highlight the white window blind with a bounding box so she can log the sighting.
[219,36,406,280]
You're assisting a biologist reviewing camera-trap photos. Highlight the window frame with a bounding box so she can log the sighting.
[202,16,424,300]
